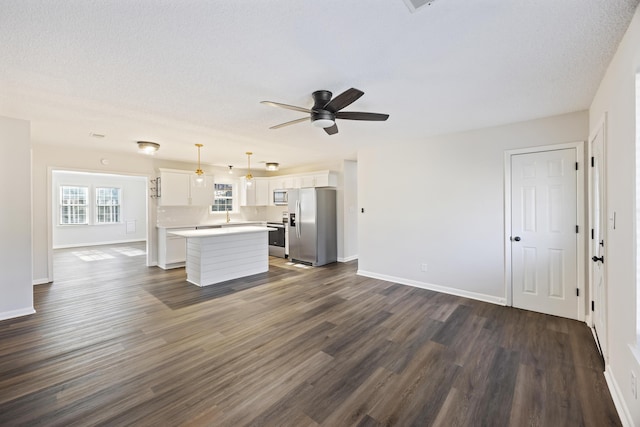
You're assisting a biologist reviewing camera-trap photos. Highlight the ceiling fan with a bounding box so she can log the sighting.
[261,88,389,135]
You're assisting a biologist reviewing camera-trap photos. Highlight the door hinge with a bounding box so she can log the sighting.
[591,156,595,167]
[591,228,594,240]
[576,225,579,233]
[576,288,579,297]
[575,162,579,171]
[591,301,595,312]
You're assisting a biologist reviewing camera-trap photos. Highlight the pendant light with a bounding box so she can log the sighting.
[245,152,253,187]
[228,165,233,174]
[194,144,204,185]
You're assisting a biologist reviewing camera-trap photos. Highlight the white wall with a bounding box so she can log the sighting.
[357,111,588,303]
[52,171,147,248]
[0,116,34,320]
[341,160,358,261]
[589,4,640,424]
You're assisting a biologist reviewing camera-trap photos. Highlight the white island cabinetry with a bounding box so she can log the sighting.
[157,227,195,269]
[169,226,274,286]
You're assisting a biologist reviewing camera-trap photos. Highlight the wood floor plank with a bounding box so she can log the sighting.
[0,242,622,426]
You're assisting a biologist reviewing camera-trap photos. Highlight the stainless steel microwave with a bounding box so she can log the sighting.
[273,189,288,205]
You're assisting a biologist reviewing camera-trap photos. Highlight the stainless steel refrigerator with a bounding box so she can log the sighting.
[287,187,337,266]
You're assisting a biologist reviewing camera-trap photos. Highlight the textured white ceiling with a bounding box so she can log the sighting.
[0,1,638,170]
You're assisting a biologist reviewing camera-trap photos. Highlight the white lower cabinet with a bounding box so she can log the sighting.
[157,227,194,269]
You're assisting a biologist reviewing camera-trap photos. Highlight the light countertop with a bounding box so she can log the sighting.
[157,221,265,229]
[169,225,275,238]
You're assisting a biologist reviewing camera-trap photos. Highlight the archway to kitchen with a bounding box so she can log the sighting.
[48,169,150,283]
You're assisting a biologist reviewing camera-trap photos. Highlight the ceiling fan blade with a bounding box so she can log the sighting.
[335,111,389,121]
[324,124,339,135]
[260,101,311,114]
[269,117,310,129]
[323,88,364,112]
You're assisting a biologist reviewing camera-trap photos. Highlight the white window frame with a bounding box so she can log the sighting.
[211,179,238,214]
[60,185,89,225]
[96,187,122,224]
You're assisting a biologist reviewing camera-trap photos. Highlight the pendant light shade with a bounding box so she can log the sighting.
[228,165,233,174]
[245,152,253,187]
[194,144,204,184]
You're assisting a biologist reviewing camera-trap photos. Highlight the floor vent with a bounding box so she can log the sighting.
[403,0,437,13]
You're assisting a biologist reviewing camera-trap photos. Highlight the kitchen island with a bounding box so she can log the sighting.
[169,225,274,287]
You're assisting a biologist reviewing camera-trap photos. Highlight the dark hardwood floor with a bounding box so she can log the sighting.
[0,242,620,426]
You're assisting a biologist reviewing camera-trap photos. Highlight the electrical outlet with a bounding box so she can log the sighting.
[420,263,428,272]
[632,371,637,399]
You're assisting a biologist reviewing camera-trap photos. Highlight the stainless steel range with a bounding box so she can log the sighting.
[267,221,286,258]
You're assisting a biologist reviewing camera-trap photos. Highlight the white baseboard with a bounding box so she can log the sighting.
[357,270,506,306]
[604,366,633,427]
[0,307,36,322]
[53,239,145,249]
[338,255,358,263]
[33,277,52,286]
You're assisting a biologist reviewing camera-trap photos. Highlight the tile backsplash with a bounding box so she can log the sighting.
[156,205,287,227]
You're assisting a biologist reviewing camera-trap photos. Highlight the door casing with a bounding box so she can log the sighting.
[504,141,586,321]
[588,114,608,361]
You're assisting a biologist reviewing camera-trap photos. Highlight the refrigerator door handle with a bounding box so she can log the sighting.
[296,200,301,238]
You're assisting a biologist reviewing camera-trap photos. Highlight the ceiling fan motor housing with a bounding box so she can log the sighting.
[312,90,333,110]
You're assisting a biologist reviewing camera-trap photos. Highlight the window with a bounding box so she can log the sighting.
[212,183,234,212]
[96,187,121,223]
[60,186,88,224]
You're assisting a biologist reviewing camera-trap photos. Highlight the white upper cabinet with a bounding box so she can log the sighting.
[158,171,190,205]
[240,177,269,206]
[190,174,215,206]
[254,178,270,206]
[239,177,255,206]
[295,171,337,188]
[240,170,337,206]
[157,169,214,206]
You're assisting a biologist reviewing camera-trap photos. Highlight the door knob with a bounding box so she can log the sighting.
[511,236,521,242]
[592,255,604,263]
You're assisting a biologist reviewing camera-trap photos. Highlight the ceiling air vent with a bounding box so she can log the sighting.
[403,0,437,13]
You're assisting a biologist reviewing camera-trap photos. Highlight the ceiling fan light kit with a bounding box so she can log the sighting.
[261,87,389,135]
[311,110,335,128]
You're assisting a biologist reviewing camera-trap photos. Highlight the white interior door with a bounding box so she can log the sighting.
[511,148,579,319]
[590,123,607,358]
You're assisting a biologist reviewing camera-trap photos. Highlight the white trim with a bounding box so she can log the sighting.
[338,255,358,263]
[357,270,506,306]
[604,366,633,427]
[53,238,146,250]
[503,141,586,321]
[588,113,609,362]
[0,307,36,322]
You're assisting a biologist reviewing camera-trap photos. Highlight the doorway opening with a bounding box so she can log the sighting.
[48,169,151,283]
